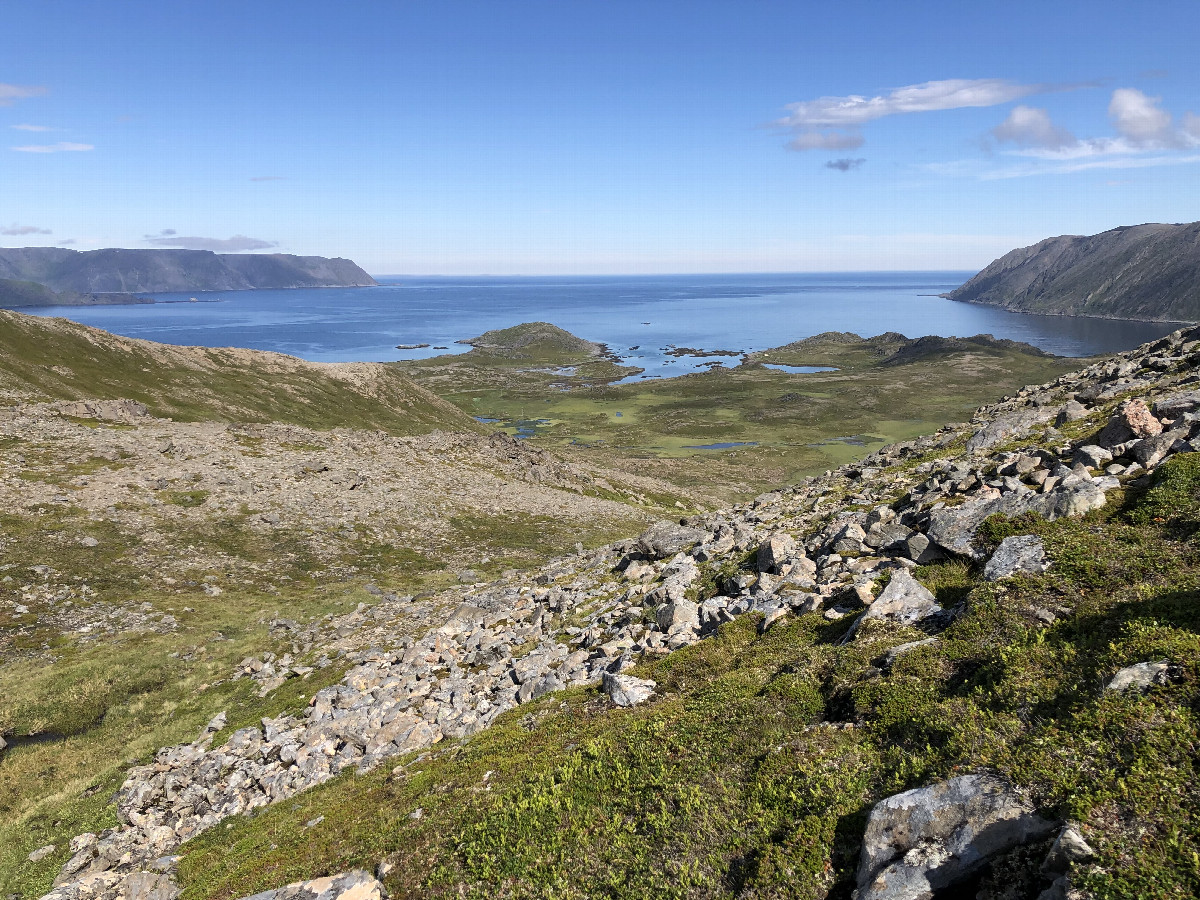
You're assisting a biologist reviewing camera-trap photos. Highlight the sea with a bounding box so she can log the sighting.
[25,273,1178,380]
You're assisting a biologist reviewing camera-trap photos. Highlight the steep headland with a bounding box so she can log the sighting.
[0,248,375,305]
[946,221,1200,322]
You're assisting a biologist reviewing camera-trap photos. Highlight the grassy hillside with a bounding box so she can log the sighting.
[0,309,480,435]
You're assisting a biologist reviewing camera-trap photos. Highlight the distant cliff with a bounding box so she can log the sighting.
[0,247,376,302]
[945,221,1200,322]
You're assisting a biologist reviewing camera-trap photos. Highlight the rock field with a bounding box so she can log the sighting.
[28,323,1200,900]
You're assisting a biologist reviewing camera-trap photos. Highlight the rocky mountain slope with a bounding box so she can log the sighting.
[0,249,375,303]
[945,221,1200,322]
[15,326,1200,899]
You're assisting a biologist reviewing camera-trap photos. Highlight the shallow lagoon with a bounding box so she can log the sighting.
[27,272,1178,379]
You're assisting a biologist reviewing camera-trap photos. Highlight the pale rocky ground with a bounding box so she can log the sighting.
[0,402,708,661]
[28,325,1200,900]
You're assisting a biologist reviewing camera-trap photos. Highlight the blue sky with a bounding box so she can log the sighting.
[1,0,1198,274]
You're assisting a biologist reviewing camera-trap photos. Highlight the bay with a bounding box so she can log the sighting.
[25,272,1177,380]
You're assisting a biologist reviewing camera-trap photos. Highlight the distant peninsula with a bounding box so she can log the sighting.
[0,247,376,307]
[945,221,1200,323]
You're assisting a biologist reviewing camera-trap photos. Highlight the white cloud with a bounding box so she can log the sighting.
[0,223,51,235]
[1109,88,1176,145]
[779,78,1042,129]
[145,234,278,252]
[0,83,47,106]
[1185,112,1200,142]
[11,141,94,153]
[11,123,54,132]
[787,129,864,151]
[991,105,1075,150]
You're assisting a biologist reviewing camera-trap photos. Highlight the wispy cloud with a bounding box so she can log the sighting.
[825,158,866,172]
[145,233,278,252]
[11,123,54,132]
[11,141,94,153]
[0,83,47,106]
[778,78,1055,152]
[58,239,76,245]
[0,223,51,235]
[927,152,1200,180]
[249,175,285,182]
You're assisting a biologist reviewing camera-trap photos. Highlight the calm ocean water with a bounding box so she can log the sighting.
[27,273,1177,379]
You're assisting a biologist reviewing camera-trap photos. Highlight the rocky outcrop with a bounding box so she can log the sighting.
[945,221,1200,322]
[854,774,1057,900]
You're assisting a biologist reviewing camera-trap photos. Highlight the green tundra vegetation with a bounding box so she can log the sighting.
[397,324,1079,498]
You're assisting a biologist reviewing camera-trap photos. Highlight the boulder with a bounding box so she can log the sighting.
[966,408,1055,454]
[1131,426,1189,469]
[238,870,384,900]
[1072,445,1112,470]
[898,533,945,565]
[1106,661,1173,692]
[864,523,913,551]
[983,535,1049,581]
[757,532,796,573]
[636,520,707,559]
[839,570,942,643]
[927,482,1106,559]
[602,672,656,707]
[855,774,1058,900]
[1054,400,1088,426]
[655,598,700,632]
[1153,390,1200,420]
[1094,398,1163,448]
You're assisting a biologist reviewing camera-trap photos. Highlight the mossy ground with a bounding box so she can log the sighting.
[163,457,1200,900]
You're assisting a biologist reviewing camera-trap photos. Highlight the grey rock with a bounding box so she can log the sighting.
[756,532,796,573]
[898,533,945,565]
[1132,427,1189,469]
[864,523,913,551]
[855,774,1058,900]
[840,570,942,643]
[655,598,700,632]
[1041,824,1095,874]
[602,672,656,707]
[967,408,1055,454]
[122,872,180,900]
[1153,390,1200,420]
[636,520,707,559]
[28,845,56,862]
[238,870,383,900]
[1106,660,1173,692]
[1054,400,1088,426]
[983,535,1049,581]
[1073,445,1111,469]
[928,482,1107,559]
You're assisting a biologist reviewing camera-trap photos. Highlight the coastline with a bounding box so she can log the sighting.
[941,294,1197,326]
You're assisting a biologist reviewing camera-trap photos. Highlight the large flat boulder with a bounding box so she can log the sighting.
[239,872,383,900]
[927,482,1106,559]
[636,520,707,560]
[856,774,1057,900]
